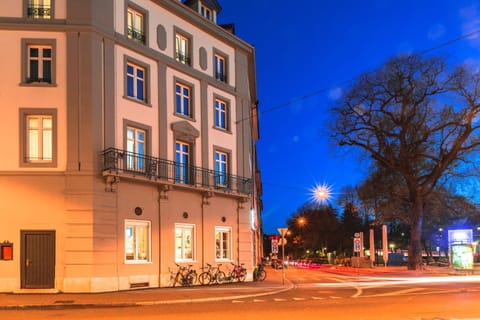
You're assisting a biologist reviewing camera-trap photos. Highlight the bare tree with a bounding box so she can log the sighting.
[331,54,480,270]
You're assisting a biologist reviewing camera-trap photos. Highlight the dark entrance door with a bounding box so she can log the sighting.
[21,230,55,289]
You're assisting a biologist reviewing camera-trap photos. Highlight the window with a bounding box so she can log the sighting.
[175,33,190,65]
[175,224,195,261]
[214,54,227,82]
[22,39,56,85]
[125,220,151,263]
[200,5,212,21]
[175,141,190,184]
[27,45,52,83]
[215,151,228,187]
[127,6,145,44]
[27,0,52,19]
[20,109,57,167]
[126,126,146,172]
[175,82,191,118]
[214,98,228,130]
[215,227,232,261]
[126,61,146,102]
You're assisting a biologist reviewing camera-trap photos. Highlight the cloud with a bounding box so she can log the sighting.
[427,24,446,41]
[460,5,480,46]
[327,87,343,100]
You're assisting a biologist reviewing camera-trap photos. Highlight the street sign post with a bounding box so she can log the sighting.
[277,228,288,286]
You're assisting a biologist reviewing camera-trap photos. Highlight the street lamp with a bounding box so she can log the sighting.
[310,182,333,205]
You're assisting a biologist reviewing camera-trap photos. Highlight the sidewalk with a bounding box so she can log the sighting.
[2,265,477,310]
[0,269,292,310]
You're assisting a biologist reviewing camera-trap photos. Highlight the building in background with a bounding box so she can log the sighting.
[0,0,261,293]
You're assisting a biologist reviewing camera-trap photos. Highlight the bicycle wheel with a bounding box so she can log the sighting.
[189,271,197,285]
[198,272,211,285]
[215,271,226,285]
[256,269,266,281]
[238,269,247,282]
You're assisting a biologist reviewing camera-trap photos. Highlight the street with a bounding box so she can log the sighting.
[2,267,480,320]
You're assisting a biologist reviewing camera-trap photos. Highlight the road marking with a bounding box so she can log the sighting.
[362,287,425,298]
[253,299,265,302]
[330,296,341,299]
[293,297,306,301]
[232,300,245,303]
[312,296,325,300]
[274,298,288,302]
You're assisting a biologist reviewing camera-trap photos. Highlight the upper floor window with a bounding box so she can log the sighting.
[27,45,52,83]
[20,109,57,167]
[127,6,145,44]
[126,61,146,103]
[175,141,191,184]
[215,151,228,187]
[22,39,56,86]
[214,54,227,83]
[27,0,52,19]
[126,126,146,172]
[175,82,192,118]
[214,98,228,130]
[175,33,191,66]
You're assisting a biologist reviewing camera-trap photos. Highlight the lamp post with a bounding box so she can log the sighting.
[278,227,288,286]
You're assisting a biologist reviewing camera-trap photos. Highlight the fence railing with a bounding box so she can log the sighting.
[102,147,252,195]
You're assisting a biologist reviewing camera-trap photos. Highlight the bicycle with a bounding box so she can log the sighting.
[198,263,226,285]
[253,263,266,281]
[172,263,197,287]
[229,262,247,282]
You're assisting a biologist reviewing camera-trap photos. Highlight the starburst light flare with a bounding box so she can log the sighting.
[309,182,334,205]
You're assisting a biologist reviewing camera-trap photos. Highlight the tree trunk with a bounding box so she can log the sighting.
[407,198,424,270]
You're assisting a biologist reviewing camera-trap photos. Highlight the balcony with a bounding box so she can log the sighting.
[27,5,51,19]
[175,52,191,65]
[127,26,146,44]
[101,148,252,196]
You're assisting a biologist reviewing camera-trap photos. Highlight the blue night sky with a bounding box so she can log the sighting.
[217,0,480,234]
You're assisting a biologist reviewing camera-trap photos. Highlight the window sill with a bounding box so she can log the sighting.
[212,126,232,135]
[173,112,196,122]
[124,261,152,265]
[123,95,152,108]
[20,82,57,87]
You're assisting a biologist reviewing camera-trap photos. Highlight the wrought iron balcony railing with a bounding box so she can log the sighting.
[102,148,252,195]
[27,5,51,18]
[127,26,146,44]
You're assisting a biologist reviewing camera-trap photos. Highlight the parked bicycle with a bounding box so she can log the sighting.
[172,263,197,287]
[226,262,247,282]
[253,263,266,281]
[198,263,226,285]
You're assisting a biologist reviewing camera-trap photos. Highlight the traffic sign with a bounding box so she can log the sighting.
[353,237,361,252]
[271,239,279,254]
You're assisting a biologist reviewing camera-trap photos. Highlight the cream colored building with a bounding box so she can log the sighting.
[0,0,261,293]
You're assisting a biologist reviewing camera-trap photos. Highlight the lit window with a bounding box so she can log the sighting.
[214,99,228,130]
[125,220,151,263]
[215,151,228,187]
[26,115,53,162]
[175,33,190,65]
[27,0,51,19]
[127,7,145,44]
[175,141,190,184]
[126,62,146,102]
[175,224,195,261]
[215,227,232,261]
[214,54,226,82]
[126,126,146,172]
[175,82,191,117]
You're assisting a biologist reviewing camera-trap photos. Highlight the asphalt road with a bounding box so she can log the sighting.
[2,268,480,320]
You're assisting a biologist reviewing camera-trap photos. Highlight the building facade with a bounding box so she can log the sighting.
[0,0,261,293]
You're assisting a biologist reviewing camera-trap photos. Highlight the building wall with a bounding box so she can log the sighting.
[0,0,259,293]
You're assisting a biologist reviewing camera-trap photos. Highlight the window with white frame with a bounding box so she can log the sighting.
[27,45,52,83]
[215,227,232,261]
[214,54,226,82]
[175,141,190,184]
[126,61,146,102]
[214,98,228,130]
[27,0,52,19]
[127,6,145,44]
[175,33,190,65]
[215,150,228,187]
[125,220,151,263]
[20,109,57,167]
[200,5,212,21]
[175,224,195,261]
[126,126,146,172]
[175,82,191,117]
